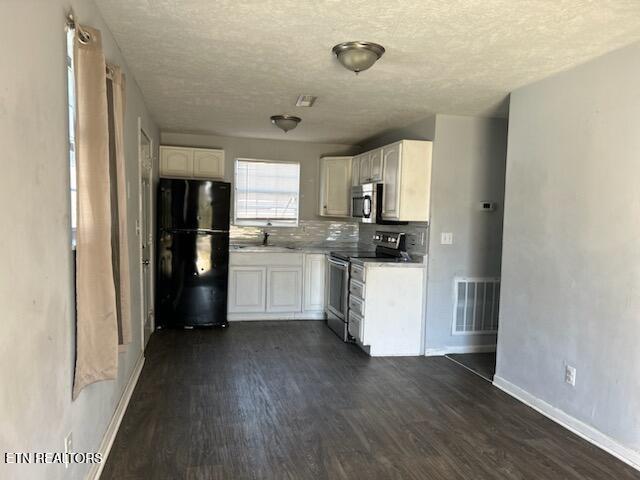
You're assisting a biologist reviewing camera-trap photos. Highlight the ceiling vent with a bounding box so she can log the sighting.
[295,95,317,107]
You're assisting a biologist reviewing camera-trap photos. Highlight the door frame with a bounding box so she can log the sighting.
[137,118,154,349]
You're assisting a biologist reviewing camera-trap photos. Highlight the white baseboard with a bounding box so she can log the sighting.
[493,375,640,472]
[424,344,496,356]
[228,312,325,321]
[87,354,145,480]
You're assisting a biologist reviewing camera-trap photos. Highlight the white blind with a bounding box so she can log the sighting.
[235,159,300,224]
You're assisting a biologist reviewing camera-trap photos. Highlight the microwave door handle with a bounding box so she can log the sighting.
[363,196,372,217]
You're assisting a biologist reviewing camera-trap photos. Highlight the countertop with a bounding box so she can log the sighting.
[350,257,426,268]
[229,244,349,254]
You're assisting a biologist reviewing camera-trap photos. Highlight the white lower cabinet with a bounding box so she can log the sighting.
[348,310,362,343]
[228,252,325,320]
[267,267,302,312]
[303,254,326,312]
[228,266,267,313]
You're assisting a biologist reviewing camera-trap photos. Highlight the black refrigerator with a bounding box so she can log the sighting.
[156,178,231,328]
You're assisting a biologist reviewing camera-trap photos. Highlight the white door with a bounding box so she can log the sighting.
[267,266,302,312]
[359,153,371,184]
[322,157,351,217]
[160,147,192,177]
[193,149,225,179]
[228,266,267,313]
[303,254,326,312]
[139,126,154,348]
[382,142,402,220]
[369,148,384,182]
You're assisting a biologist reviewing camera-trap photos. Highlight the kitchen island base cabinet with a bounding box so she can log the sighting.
[227,252,326,320]
[349,263,425,356]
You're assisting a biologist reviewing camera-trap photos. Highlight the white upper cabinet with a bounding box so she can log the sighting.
[368,148,384,182]
[381,142,401,218]
[160,147,193,177]
[351,155,361,187]
[358,153,371,184]
[381,140,432,222]
[193,148,225,178]
[160,146,225,179]
[319,156,352,217]
[354,149,383,184]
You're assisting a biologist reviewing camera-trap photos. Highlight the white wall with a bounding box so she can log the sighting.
[160,132,358,221]
[496,41,640,465]
[359,114,508,354]
[0,1,158,479]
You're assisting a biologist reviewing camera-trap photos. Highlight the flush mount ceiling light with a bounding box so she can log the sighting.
[332,41,385,74]
[270,115,301,133]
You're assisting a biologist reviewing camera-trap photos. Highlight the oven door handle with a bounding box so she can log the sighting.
[328,258,348,268]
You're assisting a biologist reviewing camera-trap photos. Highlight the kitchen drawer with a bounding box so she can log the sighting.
[348,310,362,340]
[348,295,364,317]
[349,279,365,300]
[350,263,365,283]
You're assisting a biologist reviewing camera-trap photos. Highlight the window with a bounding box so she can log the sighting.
[66,26,77,248]
[234,159,300,227]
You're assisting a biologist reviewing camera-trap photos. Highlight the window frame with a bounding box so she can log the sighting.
[66,26,78,249]
[233,158,301,228]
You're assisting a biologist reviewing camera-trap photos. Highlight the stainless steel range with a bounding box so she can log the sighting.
[326,231,410,341]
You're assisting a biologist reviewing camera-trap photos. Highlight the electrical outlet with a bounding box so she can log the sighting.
[440,232,453,245]
[64,432,73,468]
[565,365,576,386]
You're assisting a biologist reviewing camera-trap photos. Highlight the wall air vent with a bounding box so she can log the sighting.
[295,95,317,107]
[453,277,500,334]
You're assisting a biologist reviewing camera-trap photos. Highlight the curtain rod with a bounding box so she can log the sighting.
[66,8,92,44]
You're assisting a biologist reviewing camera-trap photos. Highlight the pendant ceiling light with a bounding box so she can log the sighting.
[270,115,301,133]
[332,41,385,74]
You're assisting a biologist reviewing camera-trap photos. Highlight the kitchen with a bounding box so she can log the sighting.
[154,124,498,360]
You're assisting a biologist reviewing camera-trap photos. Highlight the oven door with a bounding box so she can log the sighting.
[326,257,349,320]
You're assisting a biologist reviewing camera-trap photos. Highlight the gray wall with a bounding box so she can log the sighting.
[358,114,507,353]
[496,41,640,458]
[426,115,507,352]
[360,115,437,150]
[160,132,358,221]
[0,1,159,479]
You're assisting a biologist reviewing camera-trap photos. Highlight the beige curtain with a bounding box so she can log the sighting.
[73,26,118,399]
[107,64,132,346]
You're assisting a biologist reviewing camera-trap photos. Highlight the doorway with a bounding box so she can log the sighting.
[138,120,154,348]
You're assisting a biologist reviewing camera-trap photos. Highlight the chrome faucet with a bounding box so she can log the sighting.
[262,230,270,246]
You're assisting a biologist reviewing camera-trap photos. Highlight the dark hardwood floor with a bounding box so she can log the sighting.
[446,352,497,382]
[102,321,639,480]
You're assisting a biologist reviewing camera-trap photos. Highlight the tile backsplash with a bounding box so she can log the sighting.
[230,220,359,248]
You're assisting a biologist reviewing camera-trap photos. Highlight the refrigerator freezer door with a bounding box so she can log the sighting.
[158,178,230,231]
[156,230,229,327]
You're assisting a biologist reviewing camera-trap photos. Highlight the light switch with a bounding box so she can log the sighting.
[440,232,453,245]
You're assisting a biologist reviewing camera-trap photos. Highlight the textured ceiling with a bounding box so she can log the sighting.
[95,0,640,144]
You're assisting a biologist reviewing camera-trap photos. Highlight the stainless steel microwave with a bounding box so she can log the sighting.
[351,183,378,223]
